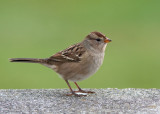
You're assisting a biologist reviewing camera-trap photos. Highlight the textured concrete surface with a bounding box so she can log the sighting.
[0,89,160,114]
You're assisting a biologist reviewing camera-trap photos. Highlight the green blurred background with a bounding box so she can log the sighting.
[0,0,160,89]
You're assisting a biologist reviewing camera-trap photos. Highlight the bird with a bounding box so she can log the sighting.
[10,31,112,96]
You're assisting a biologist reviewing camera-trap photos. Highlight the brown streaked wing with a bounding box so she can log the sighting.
[49,43,85,63]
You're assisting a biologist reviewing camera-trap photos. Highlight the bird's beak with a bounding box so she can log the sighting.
[104,38,112,43]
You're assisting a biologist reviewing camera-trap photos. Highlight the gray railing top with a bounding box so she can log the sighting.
[0,88,160,113]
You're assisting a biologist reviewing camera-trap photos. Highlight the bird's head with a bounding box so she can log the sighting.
[84,31,112,52]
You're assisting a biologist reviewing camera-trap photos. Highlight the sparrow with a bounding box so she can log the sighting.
[10,31,112,96]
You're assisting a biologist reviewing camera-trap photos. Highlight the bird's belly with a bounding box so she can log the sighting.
[69,66,98,82]
[68,54,104,82]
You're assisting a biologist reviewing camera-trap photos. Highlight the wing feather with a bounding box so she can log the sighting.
[49,43,85,63]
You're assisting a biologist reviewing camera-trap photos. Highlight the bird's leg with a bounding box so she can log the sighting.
[74,82,95,94]
[65,80,86,96]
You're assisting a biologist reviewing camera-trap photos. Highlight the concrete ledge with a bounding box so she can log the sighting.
[0,89,160,113]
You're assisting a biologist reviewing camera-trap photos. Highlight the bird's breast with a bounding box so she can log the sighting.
[88,52,105,73]
[70,52,105,82]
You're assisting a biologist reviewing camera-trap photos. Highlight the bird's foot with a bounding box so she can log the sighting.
[74,90,95,94]
[66,92,87,97]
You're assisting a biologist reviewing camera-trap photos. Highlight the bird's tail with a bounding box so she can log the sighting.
[9,58,46,63]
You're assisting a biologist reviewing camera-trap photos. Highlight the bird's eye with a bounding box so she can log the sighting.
[96,38,101,42]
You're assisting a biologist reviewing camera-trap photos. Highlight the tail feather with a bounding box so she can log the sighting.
[9,58,45,63]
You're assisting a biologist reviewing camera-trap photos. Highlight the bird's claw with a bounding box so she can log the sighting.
[74,90,95,94]
[66,93,87,97]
